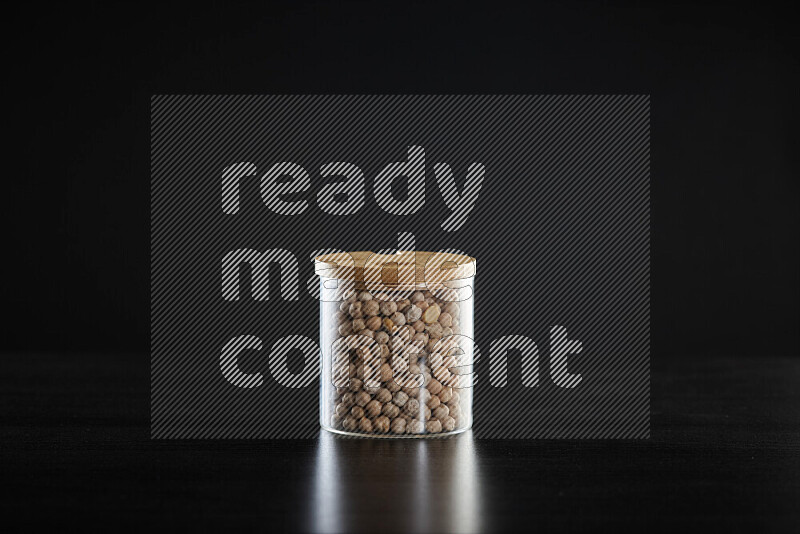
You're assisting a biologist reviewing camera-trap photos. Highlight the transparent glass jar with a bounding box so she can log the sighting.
[316,250,476,438]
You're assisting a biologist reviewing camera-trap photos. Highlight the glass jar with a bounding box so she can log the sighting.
[316,250,476,437]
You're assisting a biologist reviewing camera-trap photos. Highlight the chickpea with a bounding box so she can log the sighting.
[342,416,358,432]
[349,301,363,319]
[366,316,382,331]
[376,388,392,403]
[391,418,407,434]
[365,399,382,418]
[405,305,422,323]
[408,420,424,434]
[442,416,456,432]
[382,402,400,419]
[422,304,441,324]
[433,405,450,421]
[438,312,453,328]
[393,390,409,408]
[350,405,365,419]
[379,362,393,382]
[375,331,390,344]
[355,391,371,406]
[358,417,373,433]
[357,291,373,302]
[338,323,353,337]
[379,301,398,316]
[427,379,443,396]
[443,302,460,318]
[404,398,420,416]
[426,419,443,433]
[362,299,380,317]
[373,415,390,433]
[390,311,406,327]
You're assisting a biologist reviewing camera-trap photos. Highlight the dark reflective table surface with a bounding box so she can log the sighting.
[2,353,798,531]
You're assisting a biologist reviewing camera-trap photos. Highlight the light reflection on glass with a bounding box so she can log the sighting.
[309,431,482,533]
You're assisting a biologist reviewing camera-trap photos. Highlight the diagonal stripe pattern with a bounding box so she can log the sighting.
[151,95,650,439]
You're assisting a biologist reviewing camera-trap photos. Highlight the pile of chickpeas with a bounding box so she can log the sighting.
[326,288,468,436]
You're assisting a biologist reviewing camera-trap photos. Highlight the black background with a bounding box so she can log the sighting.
[4,0,797,357]
[2,1,798,531]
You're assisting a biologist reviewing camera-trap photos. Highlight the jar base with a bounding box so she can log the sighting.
[321,423,471,439]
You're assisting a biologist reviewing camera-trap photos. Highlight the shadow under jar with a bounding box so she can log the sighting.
[316,250,476,438]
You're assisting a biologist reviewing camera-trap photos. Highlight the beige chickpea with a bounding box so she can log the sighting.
[379,343,390,359]
[362,299,380,317]
[349,301,363,319]
[426,378,443,395]
[412,332,429,347]
[402,386,419,398]
[412,320,425,333]
[358,417,373,433]
[357,291,373,302]
[426,419,443,433]
[451,325,461,335]
[350,405,365,419]
[391,418,407,434]
[441,327,454,337]
[422,304,442,324]
[335,403,349,418]
[355,391,371,407]
[349,378,363,392]
[443,301,460,318]
[379,300,398,316]
[393,390,409,407]
[448,391,461,405]
[373,415,391,433]
[342,416,358,431]
[405,305,422,323]
[365,399,382,418]
[438,386,454,403]
[382,317,394,332]
[386,379,402,393]
[365,316,382,331]
[416,300,429,313]
[425,322,444,339]
[447,402,461,418]
[442,416,456,432]
[408,420,424,434]
[374,331,390,344]
[390,311,406,327]
[340,392,355,408]
[357,329,375,339]
[411,291,425,303]
[397,298,411,312]
[438,312,453,328]
[382,402,400,419]
[433,405,450,421]
[427,395,441,410]
[375,388,392,403]
[379,362,393,382]
[338,323,353,337]
[404,398,420,416]
[352,318,366,332]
